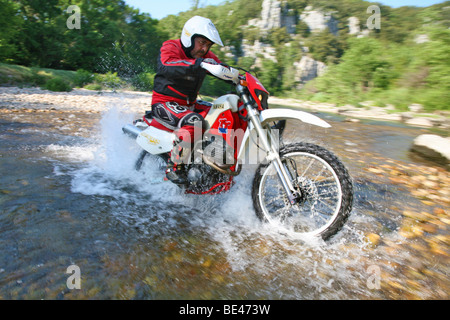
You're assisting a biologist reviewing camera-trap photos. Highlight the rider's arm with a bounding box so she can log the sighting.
[157,41,222,79]
[157,42,199,78]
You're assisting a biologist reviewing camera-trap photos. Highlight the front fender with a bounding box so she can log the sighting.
[236,108,331,162]
[259,108,331,128]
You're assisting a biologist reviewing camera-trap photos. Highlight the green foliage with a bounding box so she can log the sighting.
[0,63,77,87]
[296,20,311,38]
[302,37,399,104]
[301,16,450,111]
[258,59,282,95]
[305,31,345,64]
[74,69,94,87]
[0,0,22,62]
[131,72,156,92]
[44,77,73,92]
[412,26,450,110]
[84,83,103,91]
[0,0,449,111]
[158,0,263,47]
[93,71,125,90]
[200,76,234,97]
[1,0,163,75]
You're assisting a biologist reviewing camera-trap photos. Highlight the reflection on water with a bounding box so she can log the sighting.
[0,106,448,300]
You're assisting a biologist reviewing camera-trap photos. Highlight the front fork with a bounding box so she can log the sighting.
[239,89,300,205]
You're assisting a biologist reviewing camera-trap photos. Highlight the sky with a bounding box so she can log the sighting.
[124,0,447,20]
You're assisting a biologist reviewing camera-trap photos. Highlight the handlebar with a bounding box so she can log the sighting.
[200,62,240,84]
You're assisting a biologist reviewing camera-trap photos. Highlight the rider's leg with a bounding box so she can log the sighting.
[151,102,207,185]
[165,112,205,184]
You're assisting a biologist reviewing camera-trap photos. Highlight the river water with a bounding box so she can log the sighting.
[0,101,448,300]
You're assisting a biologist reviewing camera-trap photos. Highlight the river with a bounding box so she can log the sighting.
[0,91,448,300]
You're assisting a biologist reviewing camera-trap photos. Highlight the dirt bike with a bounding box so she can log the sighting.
[122,62,353,240]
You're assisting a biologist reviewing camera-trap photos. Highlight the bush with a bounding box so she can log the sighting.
[93,71,125,89]
[84,83,103,91]
[74,69,94,87]
[131,72,155,91]
[43,77,72,92]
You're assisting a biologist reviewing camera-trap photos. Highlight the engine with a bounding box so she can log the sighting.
[186,133,237,192]
[200,133,236,170]
[186,164,229,193]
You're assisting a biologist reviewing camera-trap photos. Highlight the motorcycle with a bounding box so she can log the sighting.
[122,62,353,240]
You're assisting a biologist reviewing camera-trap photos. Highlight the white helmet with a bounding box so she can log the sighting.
[181,16,224,49]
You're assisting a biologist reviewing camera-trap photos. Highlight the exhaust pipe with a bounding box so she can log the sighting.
[122,124,143,138]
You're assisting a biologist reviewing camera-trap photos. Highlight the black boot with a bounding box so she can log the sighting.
[165,159,188,185]
[165,141,190,186]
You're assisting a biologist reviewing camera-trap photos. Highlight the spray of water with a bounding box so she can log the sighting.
[42,101,384,299]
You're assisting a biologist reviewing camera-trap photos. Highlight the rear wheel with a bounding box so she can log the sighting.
[252,142,353,240]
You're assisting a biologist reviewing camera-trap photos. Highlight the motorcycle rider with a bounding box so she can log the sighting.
[151,16,224,185]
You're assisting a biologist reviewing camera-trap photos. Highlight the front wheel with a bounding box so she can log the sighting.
[252,142,353,240]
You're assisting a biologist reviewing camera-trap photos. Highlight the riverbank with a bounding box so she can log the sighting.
[1,86,449,130]
[0,86,150,114]
[269,96,450,131]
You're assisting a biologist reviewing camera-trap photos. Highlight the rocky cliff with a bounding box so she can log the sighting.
[229,0,377,88]
[248,0,297,34]
[249,1,342,36]
[241,0,341,88]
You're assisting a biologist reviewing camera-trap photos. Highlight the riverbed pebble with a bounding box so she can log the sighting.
[0,86,151,114]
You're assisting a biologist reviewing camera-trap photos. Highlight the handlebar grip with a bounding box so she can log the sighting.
[200,62,240,84]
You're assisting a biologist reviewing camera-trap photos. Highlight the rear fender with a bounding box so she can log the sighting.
[136,126,176,154]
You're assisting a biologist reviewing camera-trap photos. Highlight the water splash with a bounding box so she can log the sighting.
[43,102,382,299]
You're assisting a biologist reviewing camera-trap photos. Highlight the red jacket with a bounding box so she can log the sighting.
[152,39,221,106]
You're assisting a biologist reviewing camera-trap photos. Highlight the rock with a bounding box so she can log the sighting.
[414,34,429,44]
[400,112,413,122]
[241,40,277,64]
[293,56,327,88]
[0,86,150,114]
[410,134,450,168]
[300,6,339,35]
[260,0,283,30]
[408,103,424,113]
[249,0,297,34]
[348,17,360,35]
[365,233,381,247]
[405,117,434,127]
[344,118,360,123]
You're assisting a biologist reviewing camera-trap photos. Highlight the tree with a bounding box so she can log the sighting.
[258,59,282,94]
[191,0,201,10]
[10,0,66,67]
[305,30,344,64]
[0,0,23,62]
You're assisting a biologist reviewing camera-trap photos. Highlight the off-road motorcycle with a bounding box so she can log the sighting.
[122,62,353,240]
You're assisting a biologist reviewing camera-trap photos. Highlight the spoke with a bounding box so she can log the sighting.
[314,177,335,185]
[299,158,315,180]
[316,189,339,197]
[315,198,338,212]
[311,211,332,225]
[259,149,347,237]
[315,182,338,188]
[312,166,326,183]
[264,194,284,207]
